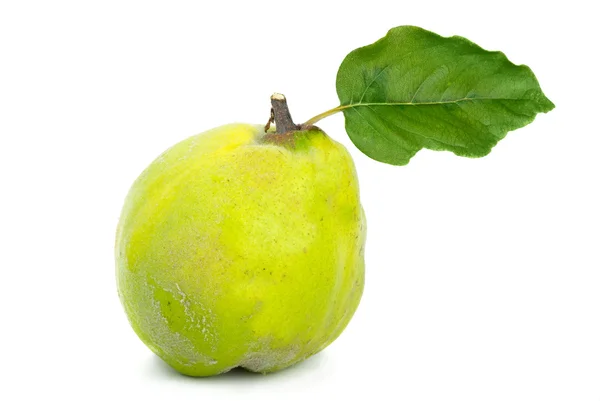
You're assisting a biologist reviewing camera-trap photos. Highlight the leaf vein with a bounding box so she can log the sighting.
[357,64,392,104]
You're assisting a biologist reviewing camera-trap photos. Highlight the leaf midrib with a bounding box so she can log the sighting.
[340,96,526,110]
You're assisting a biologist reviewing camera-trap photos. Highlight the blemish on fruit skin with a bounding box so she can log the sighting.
[121,273,220,370]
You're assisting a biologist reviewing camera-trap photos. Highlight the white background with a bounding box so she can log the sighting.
[1,1,598,400]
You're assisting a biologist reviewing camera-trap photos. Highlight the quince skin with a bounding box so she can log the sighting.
[116,123,365,376]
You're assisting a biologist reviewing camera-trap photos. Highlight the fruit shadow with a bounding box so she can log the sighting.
[146,352,327,383]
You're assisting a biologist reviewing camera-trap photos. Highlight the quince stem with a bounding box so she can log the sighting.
[267,93,300,134]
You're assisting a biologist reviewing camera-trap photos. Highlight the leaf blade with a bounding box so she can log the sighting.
[336,26,554,165]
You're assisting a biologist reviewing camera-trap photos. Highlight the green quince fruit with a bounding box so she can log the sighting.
[116,122,365,376]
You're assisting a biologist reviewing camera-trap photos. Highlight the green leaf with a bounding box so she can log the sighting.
[334,26,554,165]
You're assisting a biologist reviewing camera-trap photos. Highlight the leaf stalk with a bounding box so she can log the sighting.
[304,105,349,126]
